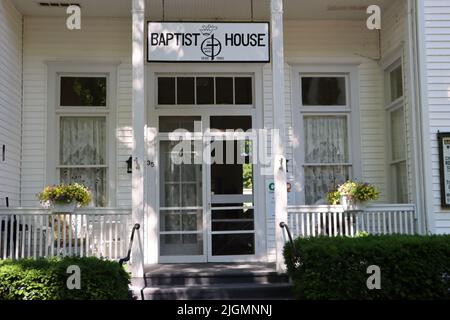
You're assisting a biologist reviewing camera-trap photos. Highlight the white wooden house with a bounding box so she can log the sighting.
[0,0,449,281]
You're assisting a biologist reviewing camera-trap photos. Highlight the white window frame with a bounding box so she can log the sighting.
[46,63,118,207]
[155,73,256,109]
[291,64,362,205]
[384,58,408,203]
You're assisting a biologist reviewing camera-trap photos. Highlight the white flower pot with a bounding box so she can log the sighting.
[340,196,366,211]
[52,202,77,213]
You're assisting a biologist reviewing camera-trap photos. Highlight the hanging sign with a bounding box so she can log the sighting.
[438,132,450,208]
[147,22,270,62]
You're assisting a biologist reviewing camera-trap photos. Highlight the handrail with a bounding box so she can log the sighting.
[279,222,300,268]
[119,223,141,266]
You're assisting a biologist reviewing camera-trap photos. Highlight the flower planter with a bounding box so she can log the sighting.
[52,202,77,213]
[340,196,367,211]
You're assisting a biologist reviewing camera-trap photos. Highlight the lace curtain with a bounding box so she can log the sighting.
[59,117,107,206]
[304,116,350,204]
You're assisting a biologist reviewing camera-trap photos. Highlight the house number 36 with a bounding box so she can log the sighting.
[147,160,155,167]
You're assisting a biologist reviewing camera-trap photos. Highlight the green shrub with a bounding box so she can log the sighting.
[0,257,130,300]
[284,235,450,300]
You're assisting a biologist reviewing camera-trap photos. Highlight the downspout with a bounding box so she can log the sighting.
[407,0,435,234]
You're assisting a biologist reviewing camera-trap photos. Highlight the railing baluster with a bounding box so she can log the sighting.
[21,215,25,258]
[350,213,354,236]
[120,216,124,257]
[85,215,89,257]
[399,211,403,234]
[100,215,104,258]
[394,211,398,233]
[80,215,85,258]
[74,214,78,256]
[14,214,19,259]
[337,211,342,236]
[57,214,61,257]
[3,216,7,259]
[376,212,380,235]
[45,215,49,258]
[295,213,299,237]
[108,216,112,259]
[38,215,42,258]
[26,215,34,258]
[62,214,67,257]
[311,213,316,237]
[68,214,72,256]
[306,213,310,237]
[301,213,305,237]
[114,215,118,260]
[409,211,414,234]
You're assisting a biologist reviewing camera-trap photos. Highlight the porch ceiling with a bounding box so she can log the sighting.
[11,0,392,20]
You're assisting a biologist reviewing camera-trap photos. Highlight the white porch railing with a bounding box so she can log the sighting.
[0,208,131,260]
[287,204,417,238]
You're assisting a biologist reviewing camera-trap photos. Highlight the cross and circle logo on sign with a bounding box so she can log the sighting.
[147,22,270,62]
[201,34,222,61]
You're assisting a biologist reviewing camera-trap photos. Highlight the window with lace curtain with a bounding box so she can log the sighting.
[57,75,109,207]
[300,75,352,205]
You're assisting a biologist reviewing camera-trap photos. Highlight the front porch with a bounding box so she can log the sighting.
[0,204,417,261]
[0,0,427,276]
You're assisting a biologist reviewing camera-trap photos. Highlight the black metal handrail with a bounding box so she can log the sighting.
[119,223,141,266]
[279,222,300,268]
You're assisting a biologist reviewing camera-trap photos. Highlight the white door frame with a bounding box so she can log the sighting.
[145,64,266,264]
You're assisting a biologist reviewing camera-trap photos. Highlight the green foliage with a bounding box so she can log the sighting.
[38,183,91,206]
[0,257,130,300]
[243,163,253,190]
[284,235,450,300]
[326,180,379,205]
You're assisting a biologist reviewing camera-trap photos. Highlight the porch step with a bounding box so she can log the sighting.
[142,270,289,286]
[139,282,293,300]
[131,263,294,300]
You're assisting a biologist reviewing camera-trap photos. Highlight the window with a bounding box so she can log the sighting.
[57,75,110,207]
[60,77,107,107]
[301,76,346,106]
[300,74,352,204]
[385,61,408,203]
[157,75,253,106]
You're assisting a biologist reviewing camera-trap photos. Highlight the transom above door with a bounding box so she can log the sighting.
[157,114,259,263]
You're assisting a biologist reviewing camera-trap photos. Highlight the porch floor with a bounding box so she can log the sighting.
[143,262,277,276]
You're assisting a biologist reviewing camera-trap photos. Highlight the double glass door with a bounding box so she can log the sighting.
[158,115,257,262]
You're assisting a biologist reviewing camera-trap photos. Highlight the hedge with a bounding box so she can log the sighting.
[0,257,130,300]
[284,235,450,300]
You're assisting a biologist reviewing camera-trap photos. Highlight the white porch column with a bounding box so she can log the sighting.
[130,0,145,277]
[271,0,288,272]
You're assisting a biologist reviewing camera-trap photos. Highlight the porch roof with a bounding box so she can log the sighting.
[12,0,391,20]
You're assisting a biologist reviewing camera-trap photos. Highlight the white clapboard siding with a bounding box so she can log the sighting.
[0,0,22,207]
[21,17,132,207]
[423,0,450,233]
